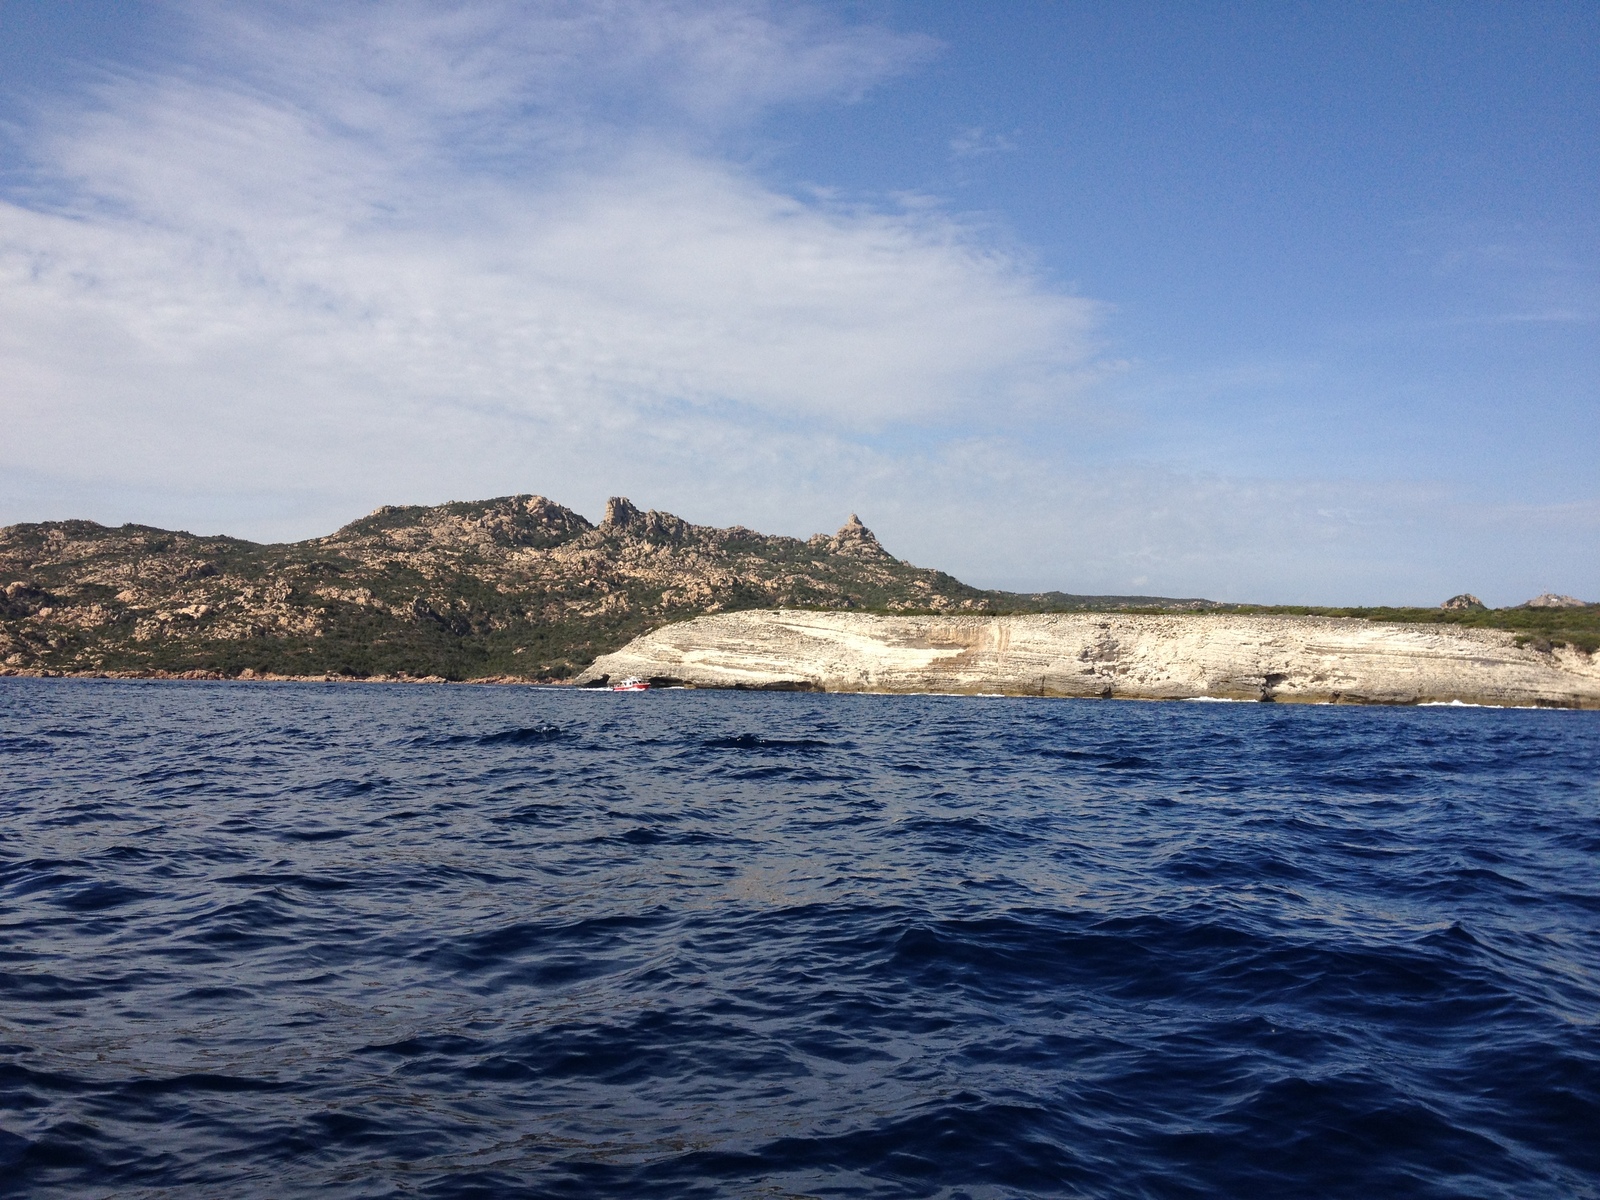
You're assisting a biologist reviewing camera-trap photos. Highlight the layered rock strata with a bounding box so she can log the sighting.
[575,610,1600,708]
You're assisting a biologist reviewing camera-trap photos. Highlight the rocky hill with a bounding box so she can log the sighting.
[0,495,1213,681]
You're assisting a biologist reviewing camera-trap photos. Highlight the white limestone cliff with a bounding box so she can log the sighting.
[574,610,1600,708]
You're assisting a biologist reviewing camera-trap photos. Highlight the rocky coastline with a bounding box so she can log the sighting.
[4,494,1594,696]
[574,610,1600,709]
[0,496,1208,682]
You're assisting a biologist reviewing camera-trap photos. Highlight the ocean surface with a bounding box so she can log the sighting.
[1,679,1597,1199]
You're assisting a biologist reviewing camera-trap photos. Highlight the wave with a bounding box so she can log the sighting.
[1,678,1596,1197]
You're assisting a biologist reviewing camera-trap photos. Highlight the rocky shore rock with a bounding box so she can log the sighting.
[575,610,1600,709]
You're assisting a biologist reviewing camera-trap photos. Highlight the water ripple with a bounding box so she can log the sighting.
[0,678,1596,1198]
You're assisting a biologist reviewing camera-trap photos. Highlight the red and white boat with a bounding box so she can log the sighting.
[611,677,650,691]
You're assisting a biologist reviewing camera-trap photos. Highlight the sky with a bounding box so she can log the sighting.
[0,0,1595,605]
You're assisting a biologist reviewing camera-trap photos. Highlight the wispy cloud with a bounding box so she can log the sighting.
[0,1,1099,530]
[1445,309,1596,326]
[948,126,1017,159]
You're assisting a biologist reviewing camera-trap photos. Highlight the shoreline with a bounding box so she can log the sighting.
[8,607,1600,711]
[2,667,1595,711]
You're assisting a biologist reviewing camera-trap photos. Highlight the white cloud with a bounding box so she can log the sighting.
[949,126,1017,159]
[0,0,1101,530]
[200,0,936,135]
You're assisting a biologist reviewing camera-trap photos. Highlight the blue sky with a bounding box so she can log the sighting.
[0,0,1594,605]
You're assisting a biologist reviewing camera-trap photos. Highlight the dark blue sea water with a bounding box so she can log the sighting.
[1,680,1597,1199]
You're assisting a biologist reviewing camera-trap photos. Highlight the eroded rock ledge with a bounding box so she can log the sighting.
[574,611,1600,709]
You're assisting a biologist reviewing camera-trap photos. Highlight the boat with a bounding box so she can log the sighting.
[611,677,650,691]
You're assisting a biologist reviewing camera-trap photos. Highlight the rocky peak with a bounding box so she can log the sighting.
[1523,593,1586,609]
[501,495,593,546]
[601,497,642,530]
[447,495,593,549]
[329,495,592,552]
[1441,594,1487,611]
[599,497,693,544]
[824,514,890,559]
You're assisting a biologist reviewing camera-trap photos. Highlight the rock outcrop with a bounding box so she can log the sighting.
[575,610,1600,709]
[1523,593,1586,609]
[1441,594,1487,611]
[809,514,891,560]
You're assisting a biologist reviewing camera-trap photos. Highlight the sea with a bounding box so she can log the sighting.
[1,678,1597,1199]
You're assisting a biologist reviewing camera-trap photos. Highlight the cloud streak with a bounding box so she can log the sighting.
[1,1,1100,514]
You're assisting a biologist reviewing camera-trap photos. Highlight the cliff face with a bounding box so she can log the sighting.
[1,495,1197,681]
[574,610,1600,709]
